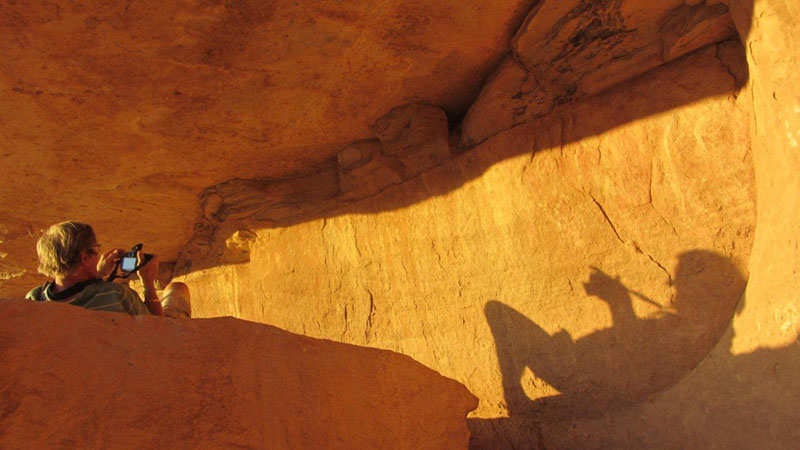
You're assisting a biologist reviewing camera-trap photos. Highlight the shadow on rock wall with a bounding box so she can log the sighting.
[469,249,799,449]
[176,0,754,275]
[487,250,745,419]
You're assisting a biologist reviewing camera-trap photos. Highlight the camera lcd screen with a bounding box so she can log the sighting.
[121,257,137,272]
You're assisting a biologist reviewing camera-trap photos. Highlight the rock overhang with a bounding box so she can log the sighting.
[0,0,741,294]
[6,1,800,449]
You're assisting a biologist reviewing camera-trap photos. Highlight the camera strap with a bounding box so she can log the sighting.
[44,278,102,301]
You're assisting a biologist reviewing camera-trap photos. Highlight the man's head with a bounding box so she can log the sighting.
[36,221,100,279]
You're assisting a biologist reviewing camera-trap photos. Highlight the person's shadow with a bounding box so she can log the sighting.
[472,250,755,448]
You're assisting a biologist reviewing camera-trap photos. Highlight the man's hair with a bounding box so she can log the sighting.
[36,221,97,278]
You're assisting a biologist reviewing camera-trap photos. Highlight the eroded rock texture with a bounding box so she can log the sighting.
[460,0,737,147]
[2,0,800,449]
[0,299,477,449]
[177,41,756,447]
[541,1,800,448]
[0,0,536,295]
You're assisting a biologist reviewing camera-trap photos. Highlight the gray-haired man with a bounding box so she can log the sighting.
[26,221,191,318]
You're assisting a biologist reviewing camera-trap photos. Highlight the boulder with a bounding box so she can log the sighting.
[0,299,477,449]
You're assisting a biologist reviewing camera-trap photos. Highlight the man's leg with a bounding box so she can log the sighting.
[161,282,192,318]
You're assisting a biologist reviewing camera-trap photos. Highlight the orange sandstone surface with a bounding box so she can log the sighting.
[0,299,477,449]
[2,0,799,449]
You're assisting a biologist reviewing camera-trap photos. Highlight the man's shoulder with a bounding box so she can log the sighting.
[89,281,138,298]
[25,284,47,301]
[25,280,125,301]
[78,281,145,313]
[25,280,146,315]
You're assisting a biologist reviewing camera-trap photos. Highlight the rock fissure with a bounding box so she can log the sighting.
[715,41,746,89]
[632,242,674,287]
[652,204,681,239]
[586,192,626,246]
[342,304,349,340]
[365,289,376,343]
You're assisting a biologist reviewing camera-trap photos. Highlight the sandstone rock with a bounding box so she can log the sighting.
[337,141,405,202]
[4,1,800,449]
[372,104,451,178]
[512,0,737,97]
[0,298,477,449]
[0,220,39,299]
[459,56,554,148]
[461,0,738,146]
[337,140,381,172]
[498,1,800,448]
[0,0,537,290]
[176,40,756,445]
[660,3,736,61]
[209,167,340,225]
[222,229,258,264]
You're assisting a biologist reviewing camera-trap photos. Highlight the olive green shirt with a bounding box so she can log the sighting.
[26,280,150,315]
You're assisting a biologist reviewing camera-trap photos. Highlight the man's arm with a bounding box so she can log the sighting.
[138,252,164,316]
[142,280,163,316]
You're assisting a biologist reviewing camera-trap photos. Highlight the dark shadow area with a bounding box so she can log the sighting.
[485,250,745,419]
[469,248,799,449]
[178,31,752,274]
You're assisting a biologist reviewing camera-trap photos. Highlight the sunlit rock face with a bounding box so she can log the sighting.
[0,0,535,294]
[3,0,800,449]
[180,41,757,447]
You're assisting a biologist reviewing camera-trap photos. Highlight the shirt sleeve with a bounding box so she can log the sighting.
[25,286,44,301]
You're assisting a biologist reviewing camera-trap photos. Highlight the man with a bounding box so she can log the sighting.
[26,221,191,318]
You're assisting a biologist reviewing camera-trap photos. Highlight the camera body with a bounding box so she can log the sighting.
[106,243,153,282]
[120,243,151,273]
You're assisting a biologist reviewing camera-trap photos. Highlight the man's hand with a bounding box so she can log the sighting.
[137,251,159,289]
[97,248,123,278]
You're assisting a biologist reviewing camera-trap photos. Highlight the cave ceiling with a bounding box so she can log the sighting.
[0,0,531,268]
[0,0,737,294]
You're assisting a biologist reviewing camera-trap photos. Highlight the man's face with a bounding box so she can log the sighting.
[81,243,101,278]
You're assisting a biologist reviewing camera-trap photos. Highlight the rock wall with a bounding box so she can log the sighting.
[461,0,738,147]
[537,1,800,448]
[0,0,538,297]
[177,38,758,447]
[0,298,477,449]
[3,0,799,448]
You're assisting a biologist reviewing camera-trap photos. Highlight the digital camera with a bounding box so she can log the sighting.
[120,243,151,273]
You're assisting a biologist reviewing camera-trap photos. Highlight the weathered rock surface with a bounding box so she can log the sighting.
[460,0,738,147]
[176,41,756,446]
[0,0,537,293]
[3,0,800,449]
[175,102,454,273]
[0,298,477,449]
[536,1,800,447]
